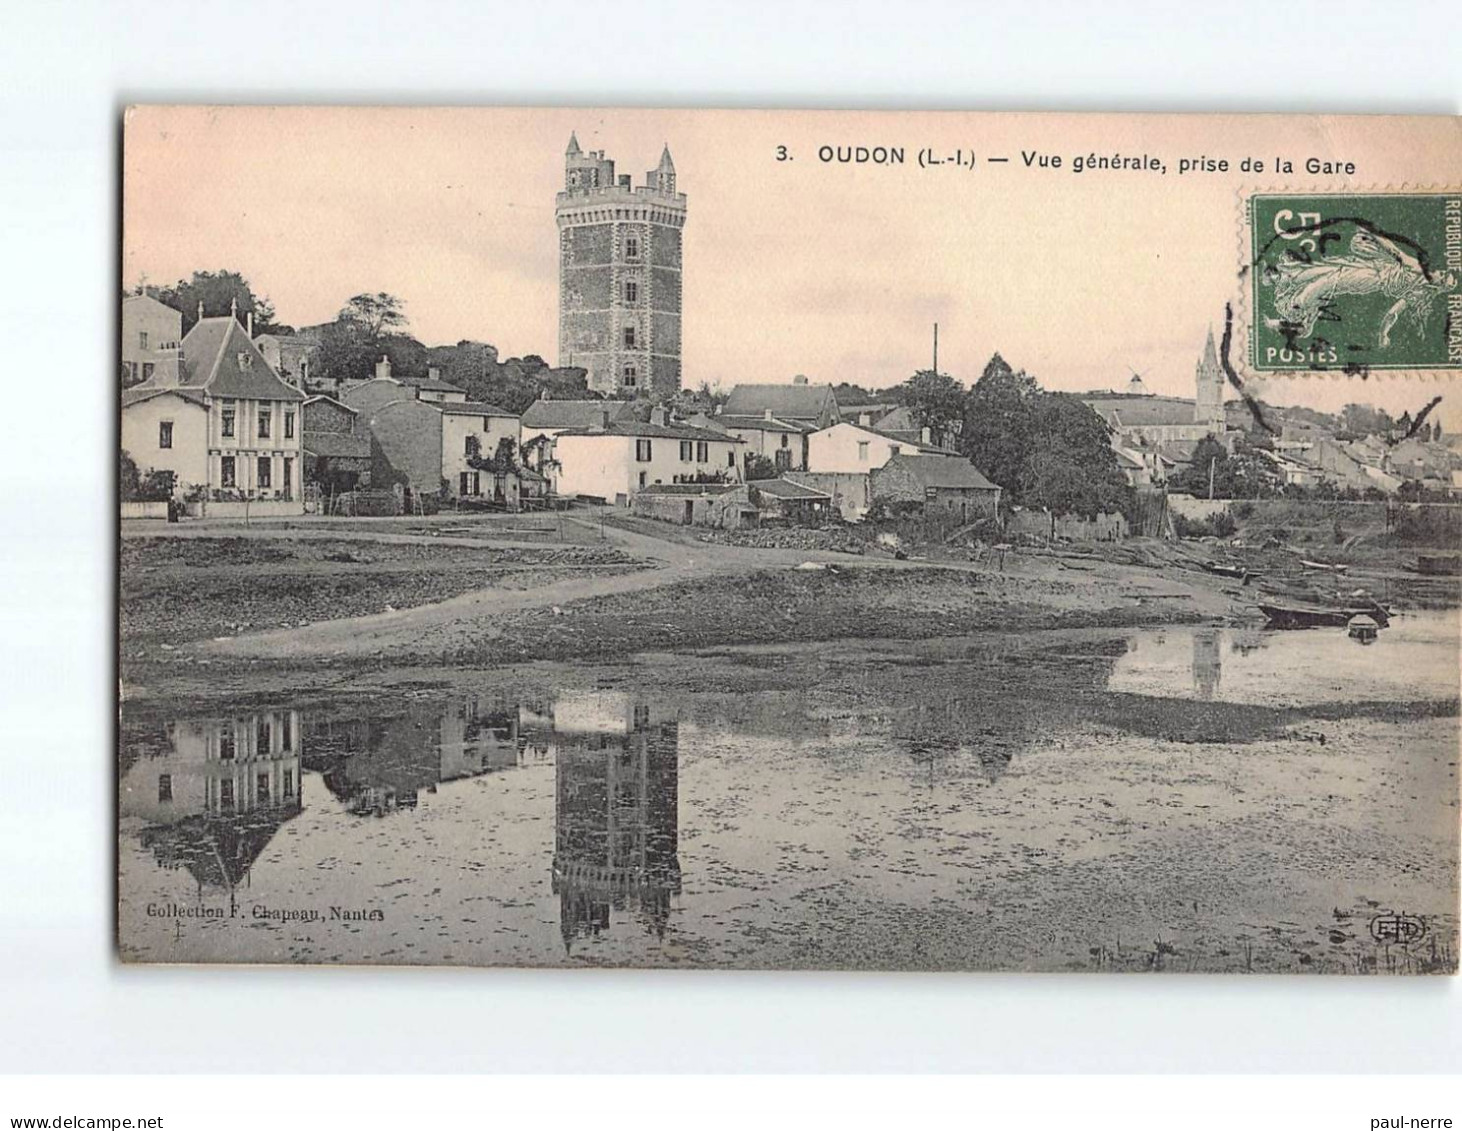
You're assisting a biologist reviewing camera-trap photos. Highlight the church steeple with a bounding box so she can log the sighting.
[565,131,581,156]
[650,144,676,195]
[1195,324,1225,430]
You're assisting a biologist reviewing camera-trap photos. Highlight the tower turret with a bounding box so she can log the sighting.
[556,135,687,396]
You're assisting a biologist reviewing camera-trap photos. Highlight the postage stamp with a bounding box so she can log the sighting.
[1248,192,1462,375]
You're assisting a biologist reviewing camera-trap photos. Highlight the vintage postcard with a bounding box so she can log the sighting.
[118,107,1461,972]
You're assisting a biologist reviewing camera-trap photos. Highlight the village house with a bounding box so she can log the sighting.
[870,453,1002,522]
[806,419,960,473]
[301,395,373,496]
[749,477,833,523]
[342,368,521,507]
[721,377,841,430]
[401,366,469,404]
[253,330,321,391]
[520,396,637,445]
[121,293,184,387]
[120,303,305,513]
[693,411,809,472]
[553,412,744,503]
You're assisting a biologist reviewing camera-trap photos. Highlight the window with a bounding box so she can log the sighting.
[775,448,792,470]
[283,769,294,798]
[220,456,236,487]
[780,433,789,448]
[284,411,295,439]
[482,416,492,431]
[257,456,271,489]
[219,725,235,760]
[257,719,271,755]
[679,440,692,461]
[158,421,173,449]
[857,441,869,462]
[282,458,293,501]
[696,441,708,463]
[157,774,172,803]
[622,365,637,388]
[258,409,271,439]
[623,279,638,302]
[221,402,236,438]
[138,331,148,349]
[257,773,270,802]
[460,471,471,496]
[282,715,292,751]
[219,778,234,810]
[889,444,901,459]
[635,438,652,462]
[465,436,475,456]
[142,362,154,382]
[237,352,253,370]
[625,235,640,260]
[638,470,647,487]
[623,326,636,349]
[727,450,735,468]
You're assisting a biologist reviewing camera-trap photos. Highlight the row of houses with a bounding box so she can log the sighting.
[119,295,1002,522]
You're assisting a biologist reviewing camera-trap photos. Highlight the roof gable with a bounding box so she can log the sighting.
[880,453,998,490]
[520,399,635,429]
[181,317,302,401]
[723,383,836,420]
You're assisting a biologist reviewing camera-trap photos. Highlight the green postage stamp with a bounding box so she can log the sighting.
[1249,192,1462,374]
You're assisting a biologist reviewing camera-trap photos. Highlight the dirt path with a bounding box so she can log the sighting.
[187,513,1226,665]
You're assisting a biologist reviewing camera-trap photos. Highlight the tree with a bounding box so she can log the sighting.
[1169,433,1283,499]
[959,353,1040,495]
[744,454,779,480]
[1019,394,1132,518]
[340,292,408,339]
[158,270,279,336]
[894,369,965,444]
[315,293,414,387]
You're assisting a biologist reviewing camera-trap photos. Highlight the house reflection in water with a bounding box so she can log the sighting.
[119,710,304,900]
[1192,629,1222,700]
[306,695,527,817]
[548,691,682,952]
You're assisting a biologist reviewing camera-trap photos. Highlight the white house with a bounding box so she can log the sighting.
[554,420,744,501]
[806,420,959,474]
[696,411,809,473]
[121,307,305,511]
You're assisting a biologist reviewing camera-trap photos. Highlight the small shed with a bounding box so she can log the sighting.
[870,454,1002,521]
[750,477,833,522]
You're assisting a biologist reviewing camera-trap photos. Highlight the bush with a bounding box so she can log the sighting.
[1172,511,1237,539]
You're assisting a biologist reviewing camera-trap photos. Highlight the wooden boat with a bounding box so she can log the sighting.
[1348,615,1379,643]
[1299,559,1349,573]
[1259,600,1390,630]
[1203,560,1257,581]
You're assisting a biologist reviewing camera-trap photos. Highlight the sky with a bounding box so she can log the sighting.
[124,106,1462,427]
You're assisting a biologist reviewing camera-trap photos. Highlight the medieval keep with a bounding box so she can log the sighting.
[556,133,686,397]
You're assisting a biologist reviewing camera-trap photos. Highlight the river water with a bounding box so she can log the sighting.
[117,612,1460,972]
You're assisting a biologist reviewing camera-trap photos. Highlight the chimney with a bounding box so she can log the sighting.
[764,408,773,421]
[921,426,932,444]
[859,412,872,427]
[427,366,441,381]
[650,405,667,426]
[375,354,392,381]
[196,301,204,324]
[230,296,238,319]
[246,311,254,337]
[792,374,808,385]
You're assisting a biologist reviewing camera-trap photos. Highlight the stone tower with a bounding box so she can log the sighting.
[556,134,686,397]
[1194,326,1225,430]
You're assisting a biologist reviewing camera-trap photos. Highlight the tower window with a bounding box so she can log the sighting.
[623,280,638,303]
[623,326,636,349]
[622,365,637,388]
[625,235,640,261]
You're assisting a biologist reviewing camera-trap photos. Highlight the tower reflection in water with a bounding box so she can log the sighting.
[1192,628,1222,701]
[548,692,681,952]
[119,711,304,903]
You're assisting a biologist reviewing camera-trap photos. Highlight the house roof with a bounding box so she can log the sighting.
[303,394,358,414]
[752,478,831,500]
[1083,395,1199,429]
[303,432,372,459]
[404,376,467,394]
[557,421,746,443]
[123,293,183,320]
[878,453,999,491]
[520,398,635,429]
[121,385,209,410]
[824,420,959,456]
[437,400,518,418]
[179,316,303,401]
[712,413,809,434]
[723,382,837,421]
